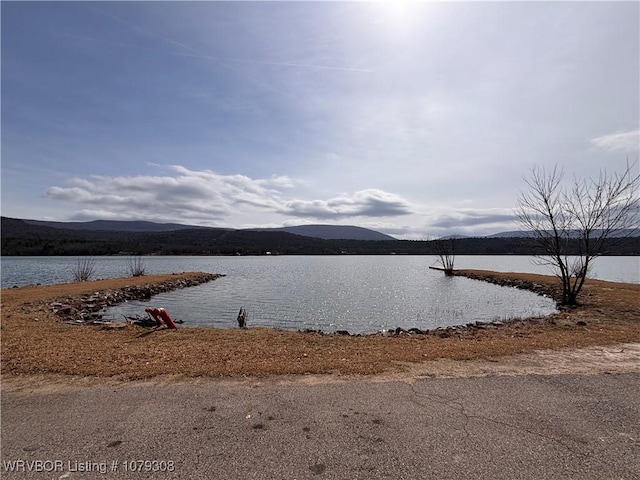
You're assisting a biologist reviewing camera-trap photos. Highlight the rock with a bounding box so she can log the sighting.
[309,463,327,475]
[54,305,74,315]
[300,329,323,335]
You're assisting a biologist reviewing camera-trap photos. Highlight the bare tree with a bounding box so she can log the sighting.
[126,256,146,277]
[516,161,639,305]
[430,237,456,275]
[72,257,97,282]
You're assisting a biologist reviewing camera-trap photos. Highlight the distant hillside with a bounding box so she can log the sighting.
[485,231,536,238]
[19,218,395,240]
[438,234,471,240]
[23,219,214,232]
[271,225,396,241]
[2,217,638,256]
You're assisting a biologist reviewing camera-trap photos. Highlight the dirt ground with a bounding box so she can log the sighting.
[1,270,639,386]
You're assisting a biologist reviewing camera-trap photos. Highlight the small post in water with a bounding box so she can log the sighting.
[237,307,247,328]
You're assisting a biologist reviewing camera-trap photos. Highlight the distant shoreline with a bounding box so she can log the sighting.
[3,215,639,256]
[2,251,639,257]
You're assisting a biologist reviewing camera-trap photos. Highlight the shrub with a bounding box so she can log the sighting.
[127,256,146,277]
[72,257,96,282]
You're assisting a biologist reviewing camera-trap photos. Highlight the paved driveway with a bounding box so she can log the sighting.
[2,373,638,479]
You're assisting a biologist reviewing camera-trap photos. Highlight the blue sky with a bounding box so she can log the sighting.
[2,1,638,239]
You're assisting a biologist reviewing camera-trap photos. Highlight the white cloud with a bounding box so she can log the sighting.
[46,166,291,225]
[417,207,519,238]
[429,209,518,229]
[591,128,640,153]
[280,189,413,219]
[46,166,414,227]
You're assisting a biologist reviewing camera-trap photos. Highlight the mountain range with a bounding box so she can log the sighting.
[20,219,396,241]
[2,217,638,256]
[22,219,217,233]
[19,218,639,241]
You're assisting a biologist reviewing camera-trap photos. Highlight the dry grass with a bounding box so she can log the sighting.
[1,270,639,380]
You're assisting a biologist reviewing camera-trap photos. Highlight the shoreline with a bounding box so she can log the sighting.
[1,270,639,381]
[15,269,555,337]
[10,268,554,337]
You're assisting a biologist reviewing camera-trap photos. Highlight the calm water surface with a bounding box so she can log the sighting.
[2,255,637,334]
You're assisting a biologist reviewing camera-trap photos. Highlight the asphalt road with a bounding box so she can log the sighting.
[2,373,639,480]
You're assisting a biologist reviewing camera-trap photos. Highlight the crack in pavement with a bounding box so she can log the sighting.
[407,383,472,438]
[407,380,636,478]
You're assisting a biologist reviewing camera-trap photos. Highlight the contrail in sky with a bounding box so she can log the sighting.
[174,52,374,73]
[86,5,202,56]
[82,5,372,73]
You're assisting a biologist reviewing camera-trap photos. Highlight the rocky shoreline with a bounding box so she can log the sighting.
[453,270,561,301]
[48,273,223,325]
[300,317,518,339]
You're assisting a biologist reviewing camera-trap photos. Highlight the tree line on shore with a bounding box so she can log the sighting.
[2,217,638,257]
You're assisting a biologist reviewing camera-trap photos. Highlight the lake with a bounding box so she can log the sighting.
[3,255,638,334]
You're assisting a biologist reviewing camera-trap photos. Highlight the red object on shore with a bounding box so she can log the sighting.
[146,307,163,327]
[145,307,178,329]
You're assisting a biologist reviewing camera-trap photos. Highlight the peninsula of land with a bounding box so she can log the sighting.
[2,270,639,381]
